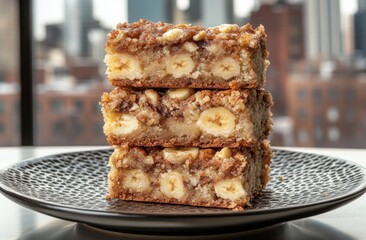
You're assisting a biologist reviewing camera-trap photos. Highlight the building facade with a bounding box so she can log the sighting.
[250,3,304,116]
[354,0,366,57]
[0,90,19,146]
[304,0,343,61]
[35,86,108,146]
[287,72,366,147]
[64,0,94,58]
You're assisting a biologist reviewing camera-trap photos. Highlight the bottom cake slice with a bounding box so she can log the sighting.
[107,141,272,210]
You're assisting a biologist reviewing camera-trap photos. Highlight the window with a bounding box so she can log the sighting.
[3,0,366,148]
[296,89,307,100]
[326,107,339,123]
[346,108,355,122]
[344,88,356,101]
[32,0,115,146]
[75,100,84,112]
[313,89,322,104]
[0,101,5,113]
[313,115,323,143]
[297,128,309,144]
[328,88,338,101]
[53,120,65,136]
[51,99,63,114]
[328,127,340,142]
[72,121,84,137]
[297,108,307,120]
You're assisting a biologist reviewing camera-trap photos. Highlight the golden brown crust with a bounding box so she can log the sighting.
[101,88,273,148]
[110,76,260,90]
[111,195,250,210]
[108,142,272,209]
[106,19,268,54]
[104,20,269,89]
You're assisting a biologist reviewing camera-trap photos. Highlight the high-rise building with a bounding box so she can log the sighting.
[354,0,366,57]
[128,0,173,23]
[250,3,304,116]
[202,0,233,27]
[64,0,94,58]
[304,0,343,61]
[184,0,202,22]
[359,0,366,11]
[43,24,63,49]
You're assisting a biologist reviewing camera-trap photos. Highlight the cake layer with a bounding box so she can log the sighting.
[104,19,269,89]
[101,88,273,148]
[108,142,272,210]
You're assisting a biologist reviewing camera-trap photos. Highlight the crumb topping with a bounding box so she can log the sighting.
[106,19,267,55]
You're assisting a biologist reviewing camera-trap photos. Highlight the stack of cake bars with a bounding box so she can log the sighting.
[101,20,273,210]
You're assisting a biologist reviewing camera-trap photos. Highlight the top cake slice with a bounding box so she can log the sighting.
[104,19,269,89]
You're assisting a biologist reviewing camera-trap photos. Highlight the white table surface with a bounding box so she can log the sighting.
[0,146,365,240]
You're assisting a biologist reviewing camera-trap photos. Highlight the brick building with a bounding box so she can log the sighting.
[35,86,109,146]
[287,72,366,148]
[0,87,19,146]
[250,3,304,116]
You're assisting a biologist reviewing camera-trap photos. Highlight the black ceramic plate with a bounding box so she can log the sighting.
[1,149,366,234]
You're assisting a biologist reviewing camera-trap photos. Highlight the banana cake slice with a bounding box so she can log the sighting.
[104,19,269,89]
[101,87,272,148]
[108,141,272,210]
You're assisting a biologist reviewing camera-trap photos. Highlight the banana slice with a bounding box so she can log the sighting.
[212,57,240,80]
[197,107,236,136]
[159,171,185,199]
[205,44,222,55]
[166,54,195,78]
[183,42,198,52]
[215,147,232,159]
[145,90,160,107]
[166,88,195,100]
[104,53,142,80]
[122,169,150,192]
[163,147,199,164]
[166,119,201,139]
[109,113,139,135]
[214,178,246,200]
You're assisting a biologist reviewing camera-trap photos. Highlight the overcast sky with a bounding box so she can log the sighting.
[34,0,127,40]
[34,0,358,41]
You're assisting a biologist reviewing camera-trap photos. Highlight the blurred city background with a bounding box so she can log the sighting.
[0,0,366,147]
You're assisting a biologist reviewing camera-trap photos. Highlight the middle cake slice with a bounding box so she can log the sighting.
[101,87,272,148]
